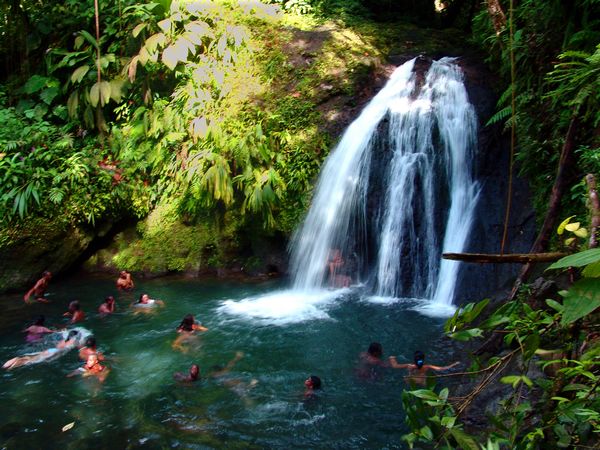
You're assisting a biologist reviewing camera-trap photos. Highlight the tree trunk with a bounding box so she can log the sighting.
[587,174,600,249]
[443,252,567,263]
[510,115,579,298]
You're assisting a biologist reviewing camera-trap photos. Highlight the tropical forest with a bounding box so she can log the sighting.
[0,0,599,448]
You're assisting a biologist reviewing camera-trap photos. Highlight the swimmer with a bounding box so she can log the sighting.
[63,300,85,323]
[304,375,322,399]
[116,270,134,291]
[23,315,57,343]
[173,352,245,384]
[172,314,208,352]
[135,293,164,307]
[23,271,52,303]
[68,353,109,382]
[3,330,80,370]
[98,296,116,315]
[356,342,392,380]
[78,336,105,362]
[389,350,459,386]
[173,363,200,383]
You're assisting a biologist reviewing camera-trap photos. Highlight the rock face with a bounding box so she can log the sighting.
[363,55,536,303]
[0,221,95,294]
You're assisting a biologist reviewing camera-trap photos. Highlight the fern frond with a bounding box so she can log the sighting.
[486,105,513,127]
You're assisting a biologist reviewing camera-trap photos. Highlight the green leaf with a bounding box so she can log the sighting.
[132,23,148,38]
[23,75,48,94]
[564,222,581,232]
[449,428,479,450]
[547,248,600,270]
[89,82,100,107]
[162,45,179,70]
[78,30,99,49]
[409,389,439,401]
[450,328,483,341]
[545,299,564,312]
[582,260,600,278]
[71,65,90,83]
[40,87,59,105]
[67,91,79,117]
[420,425,433,441]
[522,332,540,360]
[99,81,111,106]
[560,278,600,325]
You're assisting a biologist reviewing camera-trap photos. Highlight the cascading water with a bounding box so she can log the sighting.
[289,57,479,307]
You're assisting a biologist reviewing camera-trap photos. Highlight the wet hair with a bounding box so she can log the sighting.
[414,351,425,369]
[368,342,383,358]
[308,375,322,390]
[85,336,96,348]
[65,330,79,341]
[105,296,115,303]
[42,271,51,278]
[33,315,45,326]
[69,300,81,311]
[137,293,147,303]
[178,314,195,332]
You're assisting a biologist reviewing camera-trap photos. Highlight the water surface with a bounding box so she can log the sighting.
[0,275,454,449]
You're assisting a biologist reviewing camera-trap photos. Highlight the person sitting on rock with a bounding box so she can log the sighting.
[23,271,52,303]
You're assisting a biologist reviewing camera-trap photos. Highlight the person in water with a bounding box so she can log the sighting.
[68,353,109,382]
[304,375,322,399]
[3,330,80,370]
[356,342,391,379]
[172,314,208,352]
[135,293,164,307]
[63,300,85,323]
[327,249,351,288]
[116,270,134,291]
[23,271,52,303]
[79,336,104,362]
[98,296,116,315]
[23,315,57,343]
[388,350,460,386]
[173,352,245,383]
[173,363,200,383]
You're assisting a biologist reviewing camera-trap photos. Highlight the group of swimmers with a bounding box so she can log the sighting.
[11,270,460,398]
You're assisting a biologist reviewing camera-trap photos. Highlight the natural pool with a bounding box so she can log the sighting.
[0,275,456,449]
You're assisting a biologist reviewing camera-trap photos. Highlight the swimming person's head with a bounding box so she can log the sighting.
[414,351,425,369]
[190,364,200,381]
[105,296,115,304]
[42,271,52,279]
[66,330,79,341]
[178,314,195,332]
[138,293,149,304]
[85,336,96,348]
[68,300,80,312]
[34,315,45,326]
[368,342,383,358]
[305,375,322,390]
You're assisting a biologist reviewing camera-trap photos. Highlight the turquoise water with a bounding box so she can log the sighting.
[0,275,455,449]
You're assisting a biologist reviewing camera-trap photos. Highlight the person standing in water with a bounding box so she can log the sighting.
[356,342,391,380]
[23,271,52,303]
[116,270,134,291]
[388,350,459,386]
[79,336,105,362]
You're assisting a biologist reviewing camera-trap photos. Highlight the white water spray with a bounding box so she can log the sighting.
[290,57,479,307]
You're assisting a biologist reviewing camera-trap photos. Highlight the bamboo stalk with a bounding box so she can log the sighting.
[587,174,600,249]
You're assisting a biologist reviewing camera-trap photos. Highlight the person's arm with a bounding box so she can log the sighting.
[23,280,42,302]
[388,356,412,369]
[426,362,460,371]
[193,324,208,332]
[211,352,243,378]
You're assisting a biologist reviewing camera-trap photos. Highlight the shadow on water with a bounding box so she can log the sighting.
[0,274,455,449]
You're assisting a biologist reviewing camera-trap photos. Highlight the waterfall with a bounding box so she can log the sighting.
[289,57,479,306]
